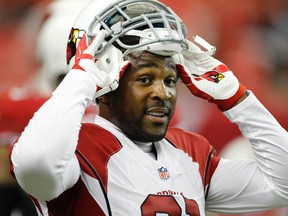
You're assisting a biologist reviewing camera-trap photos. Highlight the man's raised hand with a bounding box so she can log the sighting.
[176,37,246,111]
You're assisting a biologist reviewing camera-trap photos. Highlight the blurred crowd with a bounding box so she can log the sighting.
[0,0,287,215]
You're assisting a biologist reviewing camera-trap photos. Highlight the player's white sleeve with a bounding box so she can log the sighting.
[206,91,288,213]
[11,70,95,201]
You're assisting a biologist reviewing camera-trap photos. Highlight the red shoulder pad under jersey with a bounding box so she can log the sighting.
[76,123,122,189]
[165,127,220,193]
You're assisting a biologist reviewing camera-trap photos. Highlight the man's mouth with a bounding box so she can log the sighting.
[145,107,170,120]
[147,112,166,117]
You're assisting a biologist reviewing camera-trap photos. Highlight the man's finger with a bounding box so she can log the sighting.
[84,30,107,56]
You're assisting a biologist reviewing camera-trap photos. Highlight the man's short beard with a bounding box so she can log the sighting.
[127,125,166,142]
[115,113,167,142]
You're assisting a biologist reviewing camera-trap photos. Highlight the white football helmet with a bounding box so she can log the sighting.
[66,0,189,69]
[35,0,92,95]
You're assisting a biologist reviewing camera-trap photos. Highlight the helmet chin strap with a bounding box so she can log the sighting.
[182,35,216,58]
[94,79,119,99]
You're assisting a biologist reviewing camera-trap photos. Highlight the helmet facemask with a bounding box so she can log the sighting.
[91,0,188,56]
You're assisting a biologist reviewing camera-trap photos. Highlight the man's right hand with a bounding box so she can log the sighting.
[72,30,130,98]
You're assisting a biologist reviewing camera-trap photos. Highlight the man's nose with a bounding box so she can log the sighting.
[151,81,171,101]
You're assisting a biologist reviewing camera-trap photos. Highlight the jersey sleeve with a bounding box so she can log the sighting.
[10,70,96,201]
[206,92,288,213]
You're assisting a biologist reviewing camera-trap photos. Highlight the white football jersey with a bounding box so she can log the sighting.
[70,119,217,216]
[11,72,288,216]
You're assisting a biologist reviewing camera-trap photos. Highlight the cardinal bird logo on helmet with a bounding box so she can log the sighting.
[67,28,86,64]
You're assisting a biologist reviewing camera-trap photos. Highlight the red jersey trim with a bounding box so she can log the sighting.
[204,148,220,199]
[76,149,112,216]
[165,127,220,194]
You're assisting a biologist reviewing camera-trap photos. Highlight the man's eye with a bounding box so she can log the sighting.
[138,77,151,84]
[165,77,176,86]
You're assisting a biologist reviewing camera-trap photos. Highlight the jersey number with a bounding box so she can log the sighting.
[141,194,200,215]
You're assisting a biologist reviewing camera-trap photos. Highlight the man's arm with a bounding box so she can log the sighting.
[10,71,95,201]
[206,92,288,213]
[10,31,114,201]
[176,37,288,213]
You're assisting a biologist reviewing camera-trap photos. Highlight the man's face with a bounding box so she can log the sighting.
[108,52,178,142]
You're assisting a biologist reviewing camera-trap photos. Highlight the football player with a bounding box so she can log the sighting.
[10,0,288,215]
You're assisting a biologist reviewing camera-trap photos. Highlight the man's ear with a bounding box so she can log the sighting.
[96,94,111,105]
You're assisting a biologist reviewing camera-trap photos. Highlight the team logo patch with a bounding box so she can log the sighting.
[158,167,170,180]
[202,71,225,83]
